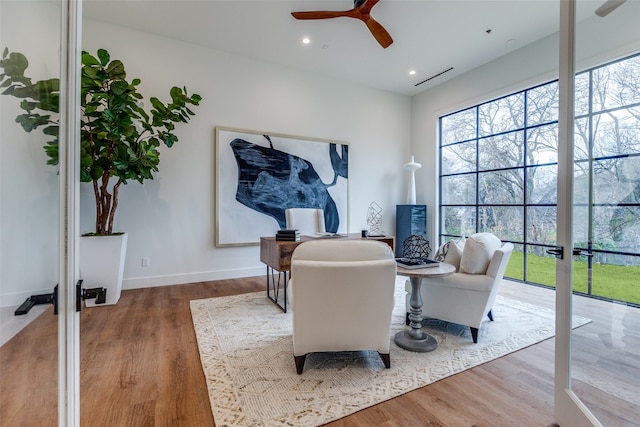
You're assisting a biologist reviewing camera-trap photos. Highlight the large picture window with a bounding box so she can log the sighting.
[439,53,640,306]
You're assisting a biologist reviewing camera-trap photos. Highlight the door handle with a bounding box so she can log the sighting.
[14,285,58,316]
[572,248,594,257]
[546,247,564,259]
[546,247,594,260]
[14,280,106,316]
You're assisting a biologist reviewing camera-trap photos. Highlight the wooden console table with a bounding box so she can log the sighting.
[260,233,394,312]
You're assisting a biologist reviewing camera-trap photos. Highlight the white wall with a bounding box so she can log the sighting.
[411,6,640,246]
[0,11,411,306]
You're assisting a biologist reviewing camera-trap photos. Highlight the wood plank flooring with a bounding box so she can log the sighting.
[1,277,638,426]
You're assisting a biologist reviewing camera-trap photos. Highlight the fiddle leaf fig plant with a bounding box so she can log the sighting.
[0,47,202,234]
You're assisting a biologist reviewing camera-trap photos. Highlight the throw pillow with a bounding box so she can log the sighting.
[459,233,502,274]
[433,238,466,270]
[443,237,465,272]
[433,241,450,262]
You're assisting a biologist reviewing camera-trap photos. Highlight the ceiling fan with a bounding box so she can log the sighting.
[291,0,393,49]
[595,0,627,17]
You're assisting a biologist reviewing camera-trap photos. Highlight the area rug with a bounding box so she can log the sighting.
[190,277,591,427]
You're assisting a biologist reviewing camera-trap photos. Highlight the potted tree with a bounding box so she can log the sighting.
[0,47,202,305]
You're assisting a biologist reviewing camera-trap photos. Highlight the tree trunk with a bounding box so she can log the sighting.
[92,175,122,235]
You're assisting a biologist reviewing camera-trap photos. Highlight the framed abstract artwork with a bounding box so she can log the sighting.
[215,126,349,247]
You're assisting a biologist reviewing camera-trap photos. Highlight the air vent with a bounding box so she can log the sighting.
[414,67,454,87]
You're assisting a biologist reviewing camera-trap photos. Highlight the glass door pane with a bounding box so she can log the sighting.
[572,0,640,423]
[0,1,62,425]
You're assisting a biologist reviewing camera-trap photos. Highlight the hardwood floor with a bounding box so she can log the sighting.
[1,277,638,426]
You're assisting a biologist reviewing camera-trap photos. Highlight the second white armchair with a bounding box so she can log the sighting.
[406,233,514,343]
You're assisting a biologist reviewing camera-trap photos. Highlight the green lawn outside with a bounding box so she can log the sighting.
[504,251,640,305]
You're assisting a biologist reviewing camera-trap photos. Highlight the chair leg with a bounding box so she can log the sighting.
[295,355,307,374]
[378,352,391,369]
[470,327,479,343]
[487,309,494,321]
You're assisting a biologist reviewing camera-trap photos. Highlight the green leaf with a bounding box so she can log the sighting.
[106,60,126,80]
[170,86,182,100]
[97,49,110,66]
[43,125,59,136]
[82,65,99,79]
[80,169,92,182]
[90,165,104,181]
[35,78,59,93]
[150,97,167,113]
[19,100,38,112]
[163,133,178,148]
[81,52,100,67]
[80,152,93,168]
[2,52,29,76]
[15,113,49,132]
[110,80,128,95]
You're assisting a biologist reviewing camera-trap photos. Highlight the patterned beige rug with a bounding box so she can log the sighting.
[190,278,591,427]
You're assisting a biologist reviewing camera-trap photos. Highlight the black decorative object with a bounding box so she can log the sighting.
[401,234,432,260]
[395,204,427,257]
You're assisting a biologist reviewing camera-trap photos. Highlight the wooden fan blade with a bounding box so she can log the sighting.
[358,0,380,14]
[291,10,351,20]
[364,17,393,48]
[291,0,392,48]
[595,0,626,16]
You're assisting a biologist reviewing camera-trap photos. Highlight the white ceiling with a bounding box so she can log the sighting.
[83,0,614,96]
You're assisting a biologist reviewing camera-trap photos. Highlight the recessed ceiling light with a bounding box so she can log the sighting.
[409,70,416,76]
[302,37,311,45]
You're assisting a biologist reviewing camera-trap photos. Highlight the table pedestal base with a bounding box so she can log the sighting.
[394,275,439,352]
[394,330,437,352]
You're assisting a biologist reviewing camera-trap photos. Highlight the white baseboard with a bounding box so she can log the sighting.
[1,304,49,347]
[0,287,56,309]
[122,266,266,290]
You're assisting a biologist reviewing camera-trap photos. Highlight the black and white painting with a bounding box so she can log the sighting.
[215,127,349,246]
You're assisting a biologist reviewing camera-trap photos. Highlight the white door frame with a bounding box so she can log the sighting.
[58,1,82,426]
[554,0,602,425]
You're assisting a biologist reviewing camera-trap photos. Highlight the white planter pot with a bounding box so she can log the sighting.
[80,233,128,307]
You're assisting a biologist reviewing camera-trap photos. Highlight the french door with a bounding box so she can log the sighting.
[555,0,639,425]
[555,2,600,424]
[1,1,82,426]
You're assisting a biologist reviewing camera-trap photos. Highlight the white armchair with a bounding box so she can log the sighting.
[285,208,326,235]
[288,239,397,374]
[405,233,514,343]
